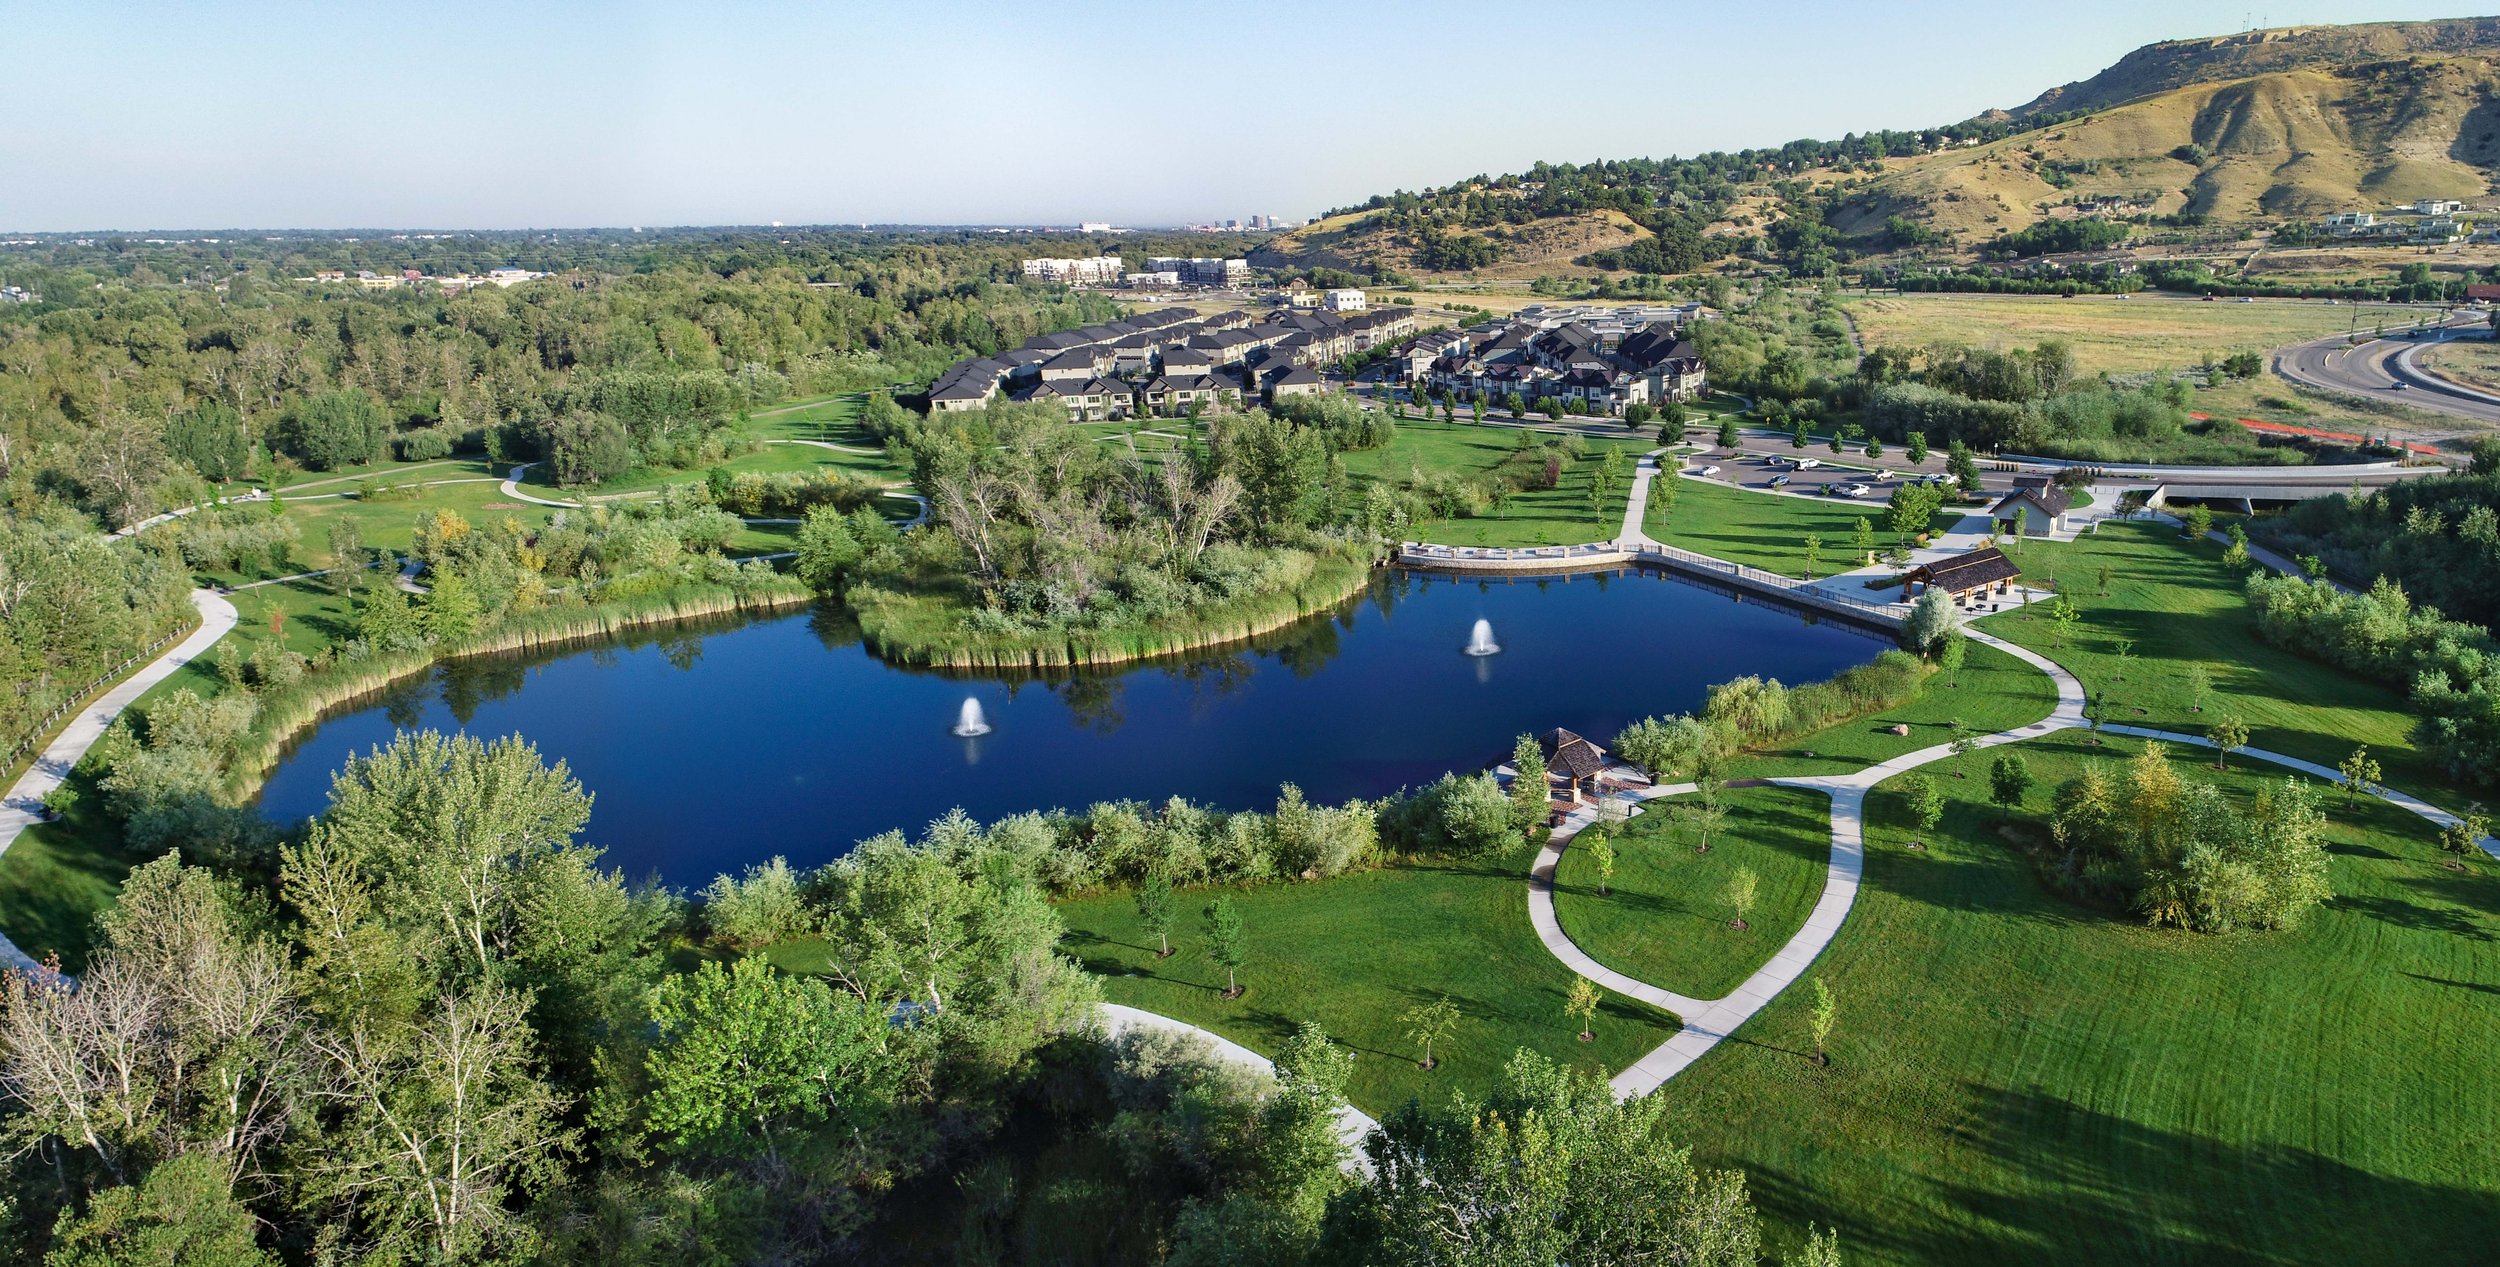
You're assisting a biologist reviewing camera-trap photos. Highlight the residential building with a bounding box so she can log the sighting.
[1420,307,1706,413]
[2416,199,2465,216]
[1322,288,1367,312]
[487,267,545,287]
[1989,476,2071,536]
[1020,255,1125,285]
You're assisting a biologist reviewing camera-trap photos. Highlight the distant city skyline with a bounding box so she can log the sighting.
[1,0,2474,231]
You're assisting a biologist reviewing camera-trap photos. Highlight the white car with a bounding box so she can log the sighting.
[1833,482,1874,498]
[1696,464,1723,478]
[1795,457,1823,470]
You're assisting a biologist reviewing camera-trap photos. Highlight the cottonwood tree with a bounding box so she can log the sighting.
[301,982,570,1264]
[0,858,309,1192]
[641,958,900,1163]
[1509,734,1550,833]
[1337,1050,1768,1265]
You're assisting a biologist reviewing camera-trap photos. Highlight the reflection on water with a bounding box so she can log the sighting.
[259,569,1884,885]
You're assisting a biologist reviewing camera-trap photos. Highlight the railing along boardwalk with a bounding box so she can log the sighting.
[1395,538,1908,631]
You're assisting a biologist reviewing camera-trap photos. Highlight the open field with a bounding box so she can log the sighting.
[1342,418,1655,548]
[1653,729,2500,1265]
[1645,475,1958,578]
[1047,846,1682,1116]
[1975,519,2449,803]
[1844,293,2420,375]
[1552,786,1832,999]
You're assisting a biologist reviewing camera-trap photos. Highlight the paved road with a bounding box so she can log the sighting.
[2273,318,2500,430]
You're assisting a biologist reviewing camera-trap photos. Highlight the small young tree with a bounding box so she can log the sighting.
[1827,429,1845,455]
[1937,629,1968,686]
[1900,772,1944,836]
[1585,832,1617,897]
[1716,417,1741,450]
[1565,976,1601,1042]
[1905,431,1929,465]
[1402,994,1462,1070]
[2096,564,2113,597]
[1802,532,1822,579]
[1866,436,1885,460]
[1807,977,1837,1067]
[1989,753,2034,821]
[2182,503,2215,540]
[1204,898,1247,998]
[2439,812,2490,865]
[1722,866,1760,931]
[2338,745,2383,809]
[1851,516,1875,560]
[2207,714,2249,770]
[1687,775,1730,853]
[1792,419,1810,449]
[1137,872,1175,958]
[2184,663,2214,714]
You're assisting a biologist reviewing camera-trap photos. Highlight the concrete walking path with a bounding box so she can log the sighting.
[0,589,240,973]
[1523,597,2495,1098]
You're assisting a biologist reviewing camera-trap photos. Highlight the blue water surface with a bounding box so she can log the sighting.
[256,569,1880,885]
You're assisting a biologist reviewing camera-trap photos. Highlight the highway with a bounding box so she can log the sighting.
[2272,315,2500,430]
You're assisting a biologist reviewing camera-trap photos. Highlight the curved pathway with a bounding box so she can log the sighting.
[1527,609,2491,1098]
[0,589,240,973]
[1097,1002,1378,1172]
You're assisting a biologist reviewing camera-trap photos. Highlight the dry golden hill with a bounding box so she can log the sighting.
[2014,17,2500,117]
[1836,54,2500,241]
[1251,208,1650,279]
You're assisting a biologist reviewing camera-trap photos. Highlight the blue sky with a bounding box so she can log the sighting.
[0,0,2475,230]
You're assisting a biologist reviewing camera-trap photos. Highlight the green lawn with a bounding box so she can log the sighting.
[1647,476,1957,579]
[1048,845,1682,1116]
[1552,786,1832,999]
[1651,729,2500,1265]
[1731,640,2061,782]
[1343,418,1656,548]
[1974,519,2447,803]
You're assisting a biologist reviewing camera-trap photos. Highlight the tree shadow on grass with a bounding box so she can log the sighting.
[1744,1080,2500,1266]
[2331,892,2494,943]
[2402,971,2500,997]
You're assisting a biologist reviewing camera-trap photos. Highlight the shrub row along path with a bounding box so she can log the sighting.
[0,589,239,973]
[500,460,932,527]
[1097,1002,1379,1174]
[1527,454,2500,1098]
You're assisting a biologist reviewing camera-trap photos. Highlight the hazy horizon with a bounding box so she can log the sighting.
[4,0,2476,233]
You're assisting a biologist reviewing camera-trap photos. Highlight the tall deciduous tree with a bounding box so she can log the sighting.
[641,957,899,1162]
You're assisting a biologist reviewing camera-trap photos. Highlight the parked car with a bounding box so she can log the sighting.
[1768,474,1791,488]
[1834,482,1874,498]
[1795,457,1823,470]
[1873,469,1895,481]
[1697,464,1722,477]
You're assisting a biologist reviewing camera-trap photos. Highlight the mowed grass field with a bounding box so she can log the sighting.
[1552,786,1832,1000]
[1975,519,2447,803]
[1845,293,2418,374]
[1653,729,2500,1265]
[1342,418,1655,548]
[1645,474,1959,578]
[1046,844,1682,1116]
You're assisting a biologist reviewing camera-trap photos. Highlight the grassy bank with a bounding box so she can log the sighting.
[1340,418,1656,549]
[849,551,1376,669]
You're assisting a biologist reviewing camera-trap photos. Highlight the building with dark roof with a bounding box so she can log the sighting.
[1902,547,2022,600]
[1990,475,2072,536]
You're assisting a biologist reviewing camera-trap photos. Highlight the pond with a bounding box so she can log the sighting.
[255,569,1884,885]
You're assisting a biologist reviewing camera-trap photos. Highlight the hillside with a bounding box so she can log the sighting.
[2012,17,2500,117]
[1836,54,2500,239]
[1252,207,1652,279]
[1288,17,2500,275]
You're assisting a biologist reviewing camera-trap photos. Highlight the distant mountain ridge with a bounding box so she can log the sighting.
[2009,17,2500,118]
[1262,17,2500,277]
